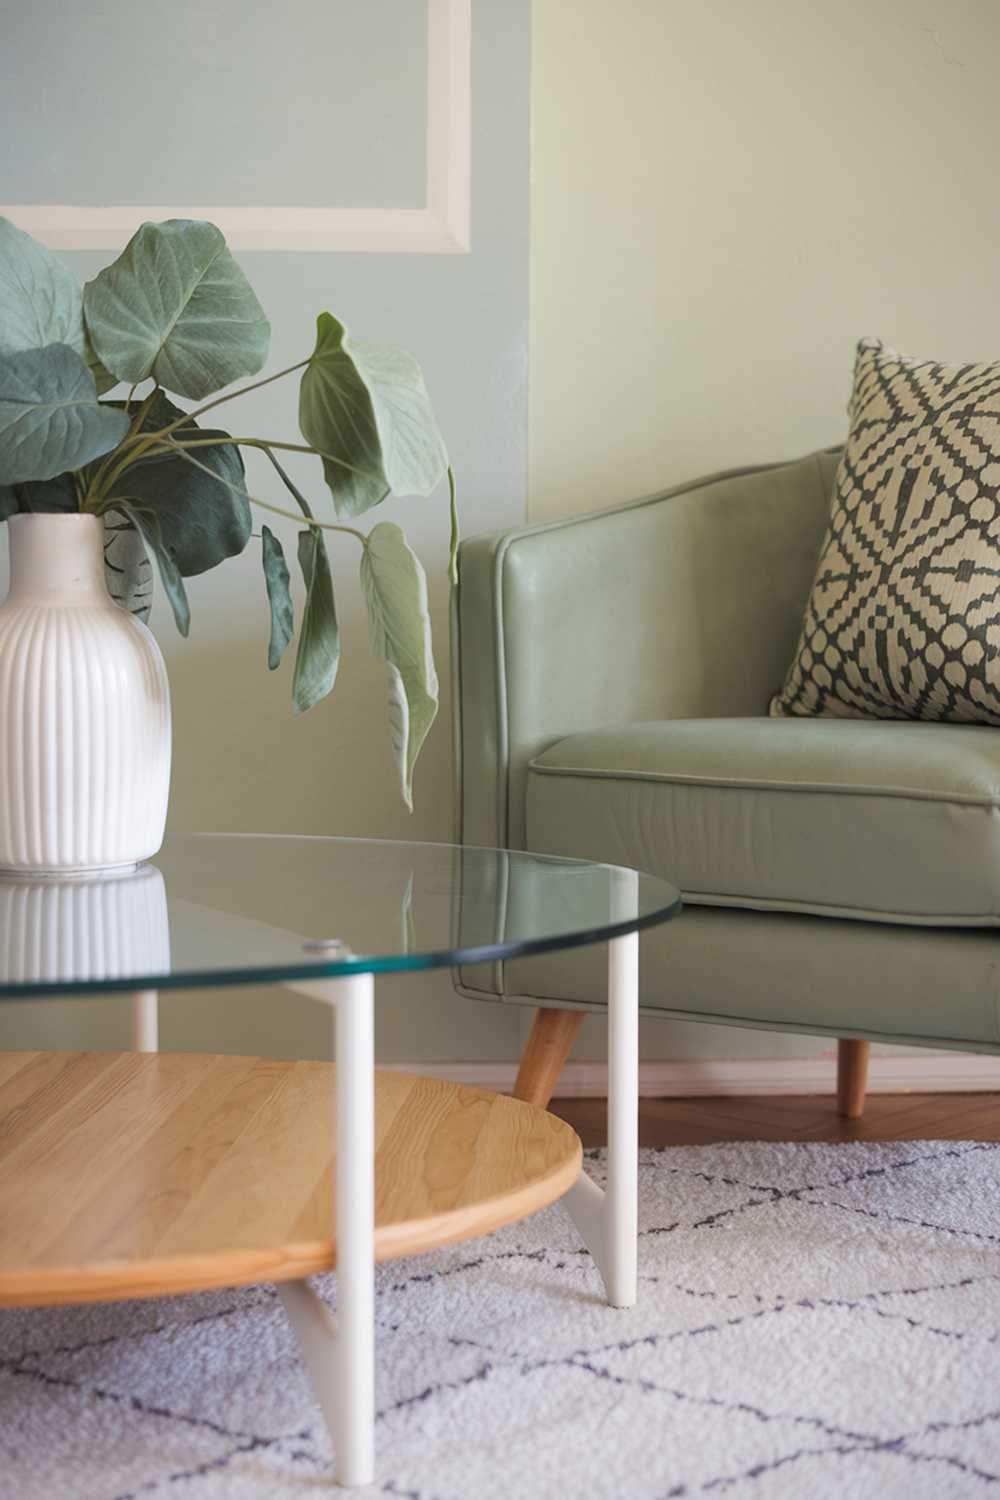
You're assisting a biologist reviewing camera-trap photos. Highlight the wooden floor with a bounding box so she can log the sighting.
[550,1092,1000,1147]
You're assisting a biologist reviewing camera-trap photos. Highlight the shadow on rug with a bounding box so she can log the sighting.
[2,1142,999,1498]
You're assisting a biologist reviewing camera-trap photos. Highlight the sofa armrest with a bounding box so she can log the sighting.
[453,449,838,849]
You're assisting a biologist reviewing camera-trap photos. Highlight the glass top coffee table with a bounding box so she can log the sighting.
[0,834,680,1487]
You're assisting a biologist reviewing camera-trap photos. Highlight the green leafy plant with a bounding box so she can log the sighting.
[0,217,457,808]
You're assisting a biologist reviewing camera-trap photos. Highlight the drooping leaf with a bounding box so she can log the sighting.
[299,313,448,517]
[0,343,130,485]
[0,218,85,357]
[83,219,270,401]
[103,514,152,623]
[108,500,190,636]
[293,528,339,713]
[359,521,439,809]
[261,524,294,670]
[106,392,250,575]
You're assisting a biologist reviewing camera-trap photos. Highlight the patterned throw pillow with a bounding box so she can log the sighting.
[771,338,1000,724]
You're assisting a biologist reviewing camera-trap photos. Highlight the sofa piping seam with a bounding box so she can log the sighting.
[451,979,1000,1054]
[682,890,1000,925]
[527,760,1000,808]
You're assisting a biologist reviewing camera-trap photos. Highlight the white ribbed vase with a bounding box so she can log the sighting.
[0,513,171,874]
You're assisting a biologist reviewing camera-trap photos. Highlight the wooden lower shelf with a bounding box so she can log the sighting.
[0,1051,582,1308]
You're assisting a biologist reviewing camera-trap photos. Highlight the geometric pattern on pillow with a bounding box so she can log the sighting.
[771,338,1000,724]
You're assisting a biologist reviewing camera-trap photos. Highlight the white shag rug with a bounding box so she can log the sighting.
[3,1141,1000,1499]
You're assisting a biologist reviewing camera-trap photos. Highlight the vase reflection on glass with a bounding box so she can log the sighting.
[0,513,171,874]
[0,862,170,986]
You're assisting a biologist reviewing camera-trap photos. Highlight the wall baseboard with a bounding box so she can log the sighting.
[382,1052,1000,1098]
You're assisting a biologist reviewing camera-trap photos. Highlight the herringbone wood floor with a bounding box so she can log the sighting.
[550,1093,1000,1148]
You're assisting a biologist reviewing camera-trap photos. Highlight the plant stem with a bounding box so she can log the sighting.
[88,360,311,504]
[91,431,376,511]
[185,359,310,424]
[156,440,367,543]
[248,494,366,541]
[154,434,378,479]
[166,436,320,457]
[129,385,161,435]
[261,445,314,519]
[447,465,459,585]
[87,385,159,503]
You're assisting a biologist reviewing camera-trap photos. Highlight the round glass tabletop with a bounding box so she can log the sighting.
[0,834,681,998]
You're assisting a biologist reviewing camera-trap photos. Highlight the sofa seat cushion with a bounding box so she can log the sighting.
[526,717,1000,926]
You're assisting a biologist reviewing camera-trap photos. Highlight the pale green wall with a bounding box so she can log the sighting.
[530,0,1000,520]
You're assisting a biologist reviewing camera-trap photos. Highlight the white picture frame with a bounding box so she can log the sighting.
[1,0,471,254]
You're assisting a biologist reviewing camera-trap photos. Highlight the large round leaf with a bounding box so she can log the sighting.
[106,392,251,575]
[83,220,270,401]
[299,313,448,517]
[0,344,130,485]
[0,218,85,357]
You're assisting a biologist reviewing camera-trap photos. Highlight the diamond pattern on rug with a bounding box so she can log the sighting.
[2,1142,999,1498]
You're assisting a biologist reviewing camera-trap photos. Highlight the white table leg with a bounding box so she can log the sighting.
[278,970,375,1488]
[606,930,639,1305]
[130,990,158,1052]
[562,930,639,1307]
[331,970,375,1485]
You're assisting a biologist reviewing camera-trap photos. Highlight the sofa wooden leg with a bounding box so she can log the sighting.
[513,1007,584,1108]
[837,1039,870,1119]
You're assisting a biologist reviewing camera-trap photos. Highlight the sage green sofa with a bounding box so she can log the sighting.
[452,449,1000,1103]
